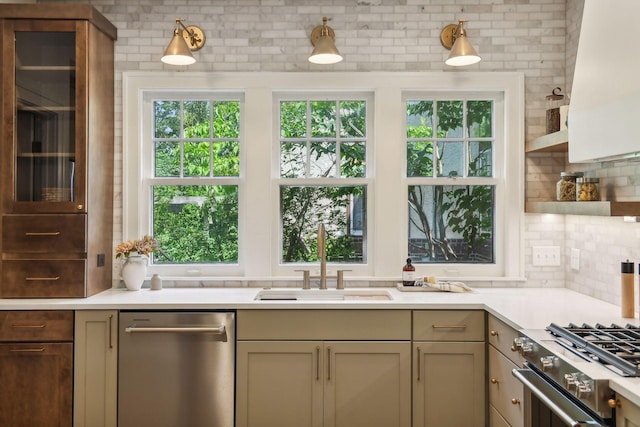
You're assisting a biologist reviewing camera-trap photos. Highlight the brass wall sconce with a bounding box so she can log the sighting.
[308,17,343,65]
[161,18,206,66]
[440,19,481,66]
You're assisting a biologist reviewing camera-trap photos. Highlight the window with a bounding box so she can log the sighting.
[123,72,523,280]
[276,95,372,265]
[406,98,495,264]
[142,93,242,274]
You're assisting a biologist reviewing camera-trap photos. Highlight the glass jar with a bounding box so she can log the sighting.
[576,177,600,201]
[556,172,582,201]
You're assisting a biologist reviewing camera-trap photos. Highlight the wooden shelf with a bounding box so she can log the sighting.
[525,201,640,216]
[525,130,568,153]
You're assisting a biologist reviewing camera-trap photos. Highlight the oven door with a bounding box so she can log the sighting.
[513,364,611,427]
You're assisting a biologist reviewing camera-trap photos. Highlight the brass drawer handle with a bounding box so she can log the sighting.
[26,276,60,281]
[10,348,45,352]
[432,324,467,329]
[11,324,46,328]
[25,232,61,236]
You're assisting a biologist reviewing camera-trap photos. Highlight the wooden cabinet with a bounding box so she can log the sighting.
[0,310,74,427]
[412,310,486,427]
[236,310,412,427]
[487,314,524,427]
[616,394,640,427]
[0,4,117,297]
[74,310,118,427]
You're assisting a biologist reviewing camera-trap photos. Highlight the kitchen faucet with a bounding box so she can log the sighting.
[301,224,345,290]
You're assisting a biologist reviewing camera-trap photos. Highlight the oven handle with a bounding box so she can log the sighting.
[512,368,607,427]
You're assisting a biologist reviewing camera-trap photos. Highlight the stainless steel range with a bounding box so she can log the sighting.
[510,322,640,426]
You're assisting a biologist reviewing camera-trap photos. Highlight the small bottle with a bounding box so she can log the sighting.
[402,258,416,286]
[621,260,634,318]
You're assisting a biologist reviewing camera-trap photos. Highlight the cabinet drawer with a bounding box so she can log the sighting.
[413,310,485,341]
[0,310,73,342]
[488,314,525,366]
[2,214,86,253]
[488,346,524,427]
[1,260,86,298]
[237,310,411,340]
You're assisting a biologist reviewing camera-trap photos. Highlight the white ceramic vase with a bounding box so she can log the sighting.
[121,255,148,291]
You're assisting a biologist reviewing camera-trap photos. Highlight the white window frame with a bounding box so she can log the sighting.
[122,71,524,281]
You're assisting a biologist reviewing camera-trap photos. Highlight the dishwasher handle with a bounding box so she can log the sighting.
[125,325,227,340]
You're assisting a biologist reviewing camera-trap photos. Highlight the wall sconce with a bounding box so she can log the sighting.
[161,18,206,66]
[440,19,481,66]
[308,17,343,65]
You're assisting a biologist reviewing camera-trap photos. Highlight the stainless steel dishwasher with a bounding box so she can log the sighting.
[118,311,235,427]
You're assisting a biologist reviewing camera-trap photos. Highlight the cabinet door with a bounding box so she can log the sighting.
[0,342,73,427]
[617,395,640,427]
[324,341,411,427]
[413,342,486,427]
[2,19,86,213]
[236,341,323,427]
[74,310,118,427]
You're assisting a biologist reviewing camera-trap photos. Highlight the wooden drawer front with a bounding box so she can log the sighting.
[413,310,485,341]
[1,260,86,298]
[488,346,524,427]
[237,310,411,340]
[2,214,86,253]
[489,404,511,427]
[0,311,73,342]
[488,314,525,366]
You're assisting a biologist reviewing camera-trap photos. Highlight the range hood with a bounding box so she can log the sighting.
[569,0,640,163]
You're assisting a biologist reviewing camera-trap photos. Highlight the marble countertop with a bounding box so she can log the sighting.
[2,285,640,404]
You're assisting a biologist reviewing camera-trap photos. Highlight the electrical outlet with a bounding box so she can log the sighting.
[532,246,561,266]
[570,248,580,270]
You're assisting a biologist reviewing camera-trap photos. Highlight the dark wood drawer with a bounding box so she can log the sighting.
[0,311,73,342]
[1,260,86,298]
[2,214,86,253]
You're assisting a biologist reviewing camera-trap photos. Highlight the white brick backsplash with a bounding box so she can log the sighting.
[35,0,640,305]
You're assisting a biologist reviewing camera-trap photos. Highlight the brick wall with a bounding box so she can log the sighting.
[34,0,640,305]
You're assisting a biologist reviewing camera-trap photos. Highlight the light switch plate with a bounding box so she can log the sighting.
[532,246,561,266]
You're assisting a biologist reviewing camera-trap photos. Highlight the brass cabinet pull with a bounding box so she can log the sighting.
[491,378,499,384]
[432,324,467,329]
[108,314,114,349]
[25,232,61,236]
[511,398,521,405]
[10,348,45,352]
[316,346,320,381]
[26,276,60,281]
[417,346,421,381]
[327,346,331,381]
[490,330,498,336]
[11,324,46,328]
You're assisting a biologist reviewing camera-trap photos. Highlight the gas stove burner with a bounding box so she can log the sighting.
[547,322,640,377]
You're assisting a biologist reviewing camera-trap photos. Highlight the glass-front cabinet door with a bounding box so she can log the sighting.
[2,20,86,213]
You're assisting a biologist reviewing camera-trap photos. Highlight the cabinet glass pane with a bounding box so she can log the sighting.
[14,32,76,202]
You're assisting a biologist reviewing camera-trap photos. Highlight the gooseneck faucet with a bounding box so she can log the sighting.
[318,224,327,289]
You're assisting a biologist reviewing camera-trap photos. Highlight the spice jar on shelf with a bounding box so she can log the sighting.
[576,177,600,201]
[556,171,583,201]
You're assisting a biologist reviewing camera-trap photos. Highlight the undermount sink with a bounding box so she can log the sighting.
[254,288,393,301]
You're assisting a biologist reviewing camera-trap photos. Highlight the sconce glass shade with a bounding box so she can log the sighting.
[161,30,196,65]
[445,35,481,66]
[309,17,343,65]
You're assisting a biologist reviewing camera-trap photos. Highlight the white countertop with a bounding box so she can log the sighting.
[2,285,640,404]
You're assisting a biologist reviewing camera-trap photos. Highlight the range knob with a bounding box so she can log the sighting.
[512,337,534,355]
[577,380,593,399]
[540,355,558,372]
[564,373,579,391]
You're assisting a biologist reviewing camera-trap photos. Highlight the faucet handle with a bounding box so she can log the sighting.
[336,270,351,290]
[295,270,311,289]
